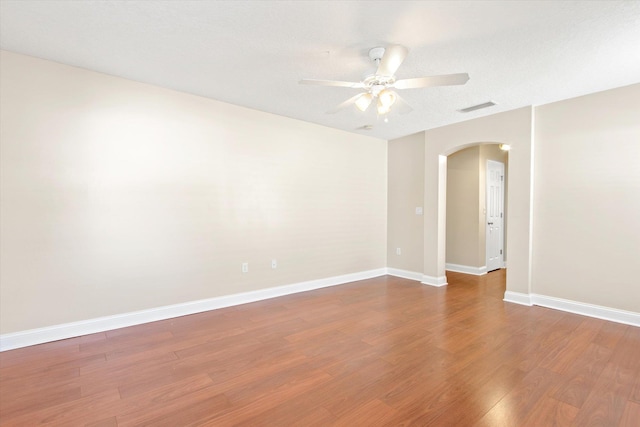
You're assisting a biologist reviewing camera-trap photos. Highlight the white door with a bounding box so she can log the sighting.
[486,160,504,272]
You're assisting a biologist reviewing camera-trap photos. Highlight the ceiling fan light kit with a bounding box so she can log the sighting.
[355,93,373,111]
[376,89,397,115]
[300,44,470,118]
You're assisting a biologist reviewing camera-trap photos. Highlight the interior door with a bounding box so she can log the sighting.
[486,160,504,272]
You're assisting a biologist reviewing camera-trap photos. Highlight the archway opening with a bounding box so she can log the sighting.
[444,143,509,277]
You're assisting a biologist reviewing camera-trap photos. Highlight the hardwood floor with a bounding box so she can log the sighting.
[1,270,639,426]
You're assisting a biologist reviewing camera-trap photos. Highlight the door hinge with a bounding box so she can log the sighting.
[500,212,503,218]
[500,249,503,255]
[501,175,504,182]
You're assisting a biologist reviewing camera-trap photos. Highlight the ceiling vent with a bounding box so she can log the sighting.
[458,101,496,113]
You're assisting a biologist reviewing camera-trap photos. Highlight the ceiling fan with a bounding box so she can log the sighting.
[300,45,469,116]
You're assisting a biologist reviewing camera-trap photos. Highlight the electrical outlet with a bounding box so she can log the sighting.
[271,259,277,269]
[396,248,401,255]
[242,262,248,273]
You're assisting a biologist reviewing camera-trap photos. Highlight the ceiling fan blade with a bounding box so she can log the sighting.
[376,45,408,77]
[327,93,365,114]
[394,73,470,90]
[299,79,364,88]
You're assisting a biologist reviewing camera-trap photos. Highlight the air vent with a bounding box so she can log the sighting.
[458,101,496,113]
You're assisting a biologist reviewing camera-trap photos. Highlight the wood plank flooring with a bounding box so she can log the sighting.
[1,270,639,426]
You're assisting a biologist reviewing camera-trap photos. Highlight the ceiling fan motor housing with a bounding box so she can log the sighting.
[363,75,395,96]
[366,47,397,94]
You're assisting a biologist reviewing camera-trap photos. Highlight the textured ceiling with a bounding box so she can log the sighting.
[1,1,639,140]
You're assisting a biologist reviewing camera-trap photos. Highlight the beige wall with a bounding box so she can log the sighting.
[387,133,424,272]
[423,107,533,290]
[533,84,640,312]
[388,83,639,313]
[0,51,388,334]
[3,50,638,336]
[446,146,481,267]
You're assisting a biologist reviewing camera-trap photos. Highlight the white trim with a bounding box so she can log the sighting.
[531,294,640,328]
[445,263,487,276]
[421,275,448,287]
[386,268,423,282]
[503,291,533,306]
[0,268,386,352]
[527,107,536,296]
[503,291,640,327]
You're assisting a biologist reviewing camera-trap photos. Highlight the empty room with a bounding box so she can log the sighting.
[1,1,639,425]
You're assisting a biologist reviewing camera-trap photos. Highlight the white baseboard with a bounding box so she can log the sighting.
[503,291,533,306]
[531,294,640,327]
[445,263,487,276]
[386,268,423,282]
[0,268,386,352]
[504,292,640,327]
[8,269,635,352]
[421,274,448,287]
[386,269,448,287]
[385,268,449,288]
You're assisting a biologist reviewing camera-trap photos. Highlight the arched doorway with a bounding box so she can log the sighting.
[445,143,508,276]
[420,107,533,301]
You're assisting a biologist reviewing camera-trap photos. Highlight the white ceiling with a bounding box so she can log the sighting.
[1,1,639,140]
